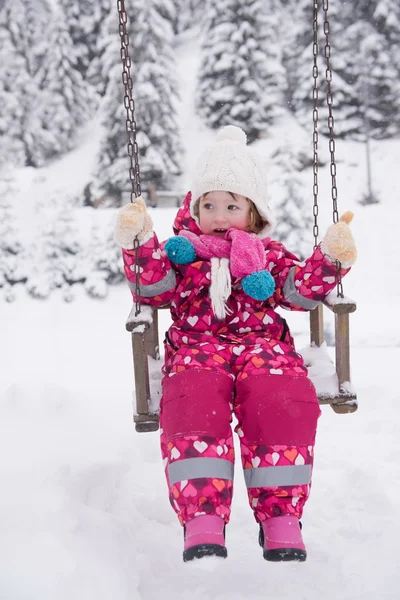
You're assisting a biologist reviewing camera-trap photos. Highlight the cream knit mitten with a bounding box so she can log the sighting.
[321,211,357,268]
[114,196,153,249]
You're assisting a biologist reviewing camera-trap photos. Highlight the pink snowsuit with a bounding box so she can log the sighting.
[122,193,349,526]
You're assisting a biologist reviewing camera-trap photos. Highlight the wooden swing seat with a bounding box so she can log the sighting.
[126,296,357,433]
[117,0,358,434]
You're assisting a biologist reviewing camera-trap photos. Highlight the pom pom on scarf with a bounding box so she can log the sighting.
[165,236,196,264]
[242,270,275,301]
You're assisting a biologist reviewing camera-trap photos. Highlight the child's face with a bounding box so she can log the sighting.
[198,191,250,237]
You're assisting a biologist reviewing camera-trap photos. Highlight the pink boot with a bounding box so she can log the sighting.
[259,516,307,562]
[183,515,227,562]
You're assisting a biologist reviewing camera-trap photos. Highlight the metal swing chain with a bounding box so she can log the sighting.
[312,1,320,250]
[312,0,344,296]
[117,0,142,316]
[322,0,344,297]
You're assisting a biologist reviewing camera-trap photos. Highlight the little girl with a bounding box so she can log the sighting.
[115,126,357,563]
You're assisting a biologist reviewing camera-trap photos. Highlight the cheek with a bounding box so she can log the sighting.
[235,212,250,225]
[199,212,211,233]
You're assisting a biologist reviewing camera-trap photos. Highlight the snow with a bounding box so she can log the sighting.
[2,24,400,600]
[1,290,399,599]
[126,305,154,332]
[324,290,356,307]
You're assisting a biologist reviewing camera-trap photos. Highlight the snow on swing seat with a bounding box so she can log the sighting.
[301,342,356,403]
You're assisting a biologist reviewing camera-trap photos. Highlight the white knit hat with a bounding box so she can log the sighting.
[191,125,275,238]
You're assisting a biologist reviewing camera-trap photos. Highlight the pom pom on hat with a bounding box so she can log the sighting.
[216,125,247,145]
[242,270,275,301]
[165,236,196,264]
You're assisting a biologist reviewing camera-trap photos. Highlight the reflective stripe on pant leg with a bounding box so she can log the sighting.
[243,464,312,488]
[168,457,234,485]
[161,437,235,525]
[239,441,315,521]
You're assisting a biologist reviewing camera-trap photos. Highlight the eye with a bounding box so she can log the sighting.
[227,204,239,210]
[203,202,213,210]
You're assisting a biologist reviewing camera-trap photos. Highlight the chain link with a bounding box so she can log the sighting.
[117,0,142,201]
[117,0,143,314]
[133,237,142,316]
[322,0,343,297]
[312,1,319,250]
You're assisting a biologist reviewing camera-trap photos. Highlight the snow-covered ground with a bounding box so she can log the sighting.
[1,27,400,600]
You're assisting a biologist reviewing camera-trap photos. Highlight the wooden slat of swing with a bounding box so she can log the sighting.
[309,297,357,414]
[126,305,160,432]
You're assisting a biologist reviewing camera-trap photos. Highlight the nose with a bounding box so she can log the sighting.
[213,209,228,225]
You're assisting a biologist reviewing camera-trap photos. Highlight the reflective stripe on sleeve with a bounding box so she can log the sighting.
[244,464,312,488]
[283,267,320,310]
[128,268,176,297]
[168,457,234,485]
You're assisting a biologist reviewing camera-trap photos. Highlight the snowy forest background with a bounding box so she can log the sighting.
[1,0,400,301]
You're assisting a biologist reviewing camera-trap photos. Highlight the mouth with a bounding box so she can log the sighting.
[212,228,228,236]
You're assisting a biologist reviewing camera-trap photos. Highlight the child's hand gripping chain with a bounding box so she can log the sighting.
[114,196,153,249]
[321,211,357,268]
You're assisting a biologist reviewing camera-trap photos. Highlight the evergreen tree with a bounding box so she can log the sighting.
[197,0,285,142]
[55,208,87,291]
[0,174,28,301]
[346,1,400,139]
[84,218,109,299]
[95,1,183,206]
[2,0,51,78]
[271,141,312,259]
[82,209,126,299]
[60,0,111,80]
[286,0,362,140]
[169,0,199,34]
[353,24,399,139]
[37,7,95,152]
[94,216,126,286]
[287,0,400,140]
[27,206,86,301]
[0,28,27,168]
[0,0,95,167]
[0,0,54,166]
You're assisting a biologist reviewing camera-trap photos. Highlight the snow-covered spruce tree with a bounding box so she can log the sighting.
[83,219,109,299]
[287,0,400,140]
[374,0,400,132]
[1,0,51,78]
[339,0,400,139]
[286,0,362,140]
[94,1,182,206]
[89,215,126,293]
[59,0,111,81]
[351,25,399,140]
[0,0,95,167]
[168,0,200,34]
[36,7,95,153]
[189,0,204,22]
[0,28,27,168]
[0,175,28,301]
[27,207,86,301]
[0,0,53,167]
[271,142,312,260]
[197,0,286,142]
